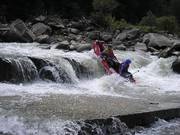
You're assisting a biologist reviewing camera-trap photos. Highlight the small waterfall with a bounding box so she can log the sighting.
[0,56,38,83]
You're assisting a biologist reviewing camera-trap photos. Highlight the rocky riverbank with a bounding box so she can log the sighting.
[0,15,180,74]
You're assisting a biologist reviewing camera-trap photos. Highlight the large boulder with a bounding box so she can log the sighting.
[115,28,140,41]
[143,33,173,48]
[35,35,50,44]
[3,19,35,42]
[39,66,72,83]
[32,22,52,36]
[88,31,101,40]
[51,41,70,50]
[76,43,91,52]
[172,57,180,74]
[101,33,113,42]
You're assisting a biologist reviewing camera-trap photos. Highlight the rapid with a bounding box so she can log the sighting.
[0,43,180,135]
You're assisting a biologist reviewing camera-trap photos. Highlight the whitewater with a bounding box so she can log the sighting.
[0,43,180,135]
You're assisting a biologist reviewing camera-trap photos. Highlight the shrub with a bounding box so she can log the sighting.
[156,16,178,33]
[105,15,131,30]
[140,11,157,27]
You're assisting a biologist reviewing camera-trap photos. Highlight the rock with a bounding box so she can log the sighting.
[32,22,52,36]
[158,47,172,58]
[34,15,46,22]
[39,66,59,82]
[46,16,65,29]
[88,31,101,40]
[134,42,147,51]
[115,28,140,41]
[3,19,35,42]
[172,41,180,51]
[159,42,180,58]
[67,21,85,30]
[39,65,72,83]
[68,28,80,34]
[101,33,113,42]
[76,43,91,52]
[143,33,173,48]
[172,57,180,74]
[51,41,70,50]
[35,35,50,43]
[29,57,50,71]
[114,44,126,51]
[0,56,38,83]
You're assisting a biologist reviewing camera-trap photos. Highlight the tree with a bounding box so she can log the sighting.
[170,0,180,22]
[93,0,118,15]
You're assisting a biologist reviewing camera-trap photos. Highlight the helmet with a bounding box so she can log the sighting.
[125,59,131,64]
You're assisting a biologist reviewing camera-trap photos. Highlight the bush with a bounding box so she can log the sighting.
[156,16,178,33]
[105,15,131,30]
[140,11,157,27]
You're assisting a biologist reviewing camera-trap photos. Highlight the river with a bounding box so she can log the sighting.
[0,43,180,135]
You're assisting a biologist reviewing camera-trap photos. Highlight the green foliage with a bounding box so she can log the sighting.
[140,11,157,27]
[104,15,131,30]
[156,16,178,33]
[170,0,180,22]
[136,25,157,33]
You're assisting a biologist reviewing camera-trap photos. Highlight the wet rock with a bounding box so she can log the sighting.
[39,65,72,83]
[32,22,52,36]
[52,41,70,50]
[143,33,173,49]
[134,42,147,51]
[3,19,35,42]
[39,66,58,82]
[29,57,51,71]
[172,57,180,74]
[65,58,90,78]
[0,57,38,83]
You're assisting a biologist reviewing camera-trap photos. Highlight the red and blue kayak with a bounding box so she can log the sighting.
[92,41,136,83]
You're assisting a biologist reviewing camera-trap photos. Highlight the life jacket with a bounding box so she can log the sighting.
[120,62,129,73]
[92,40,105,56]
[102,48,115,58]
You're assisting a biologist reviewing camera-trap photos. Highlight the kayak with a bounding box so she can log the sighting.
[92,41,136,83]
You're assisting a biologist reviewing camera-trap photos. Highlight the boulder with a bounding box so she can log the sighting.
[88,31,101,40]
[76,43,91,52]
[172,57,180,74]
[35,35,50,44]
[46,16,65,29]
[114,44,126,51]
[32,22,52,36]
[39,66,59,82]
[134,42,147,51]
[143,33,173,48]
[68,28,80,34]
[51,41,70,50]
[101,33,113,42]
[34,15,46,22]
[115,28,140,41]
[3,19,35,42]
